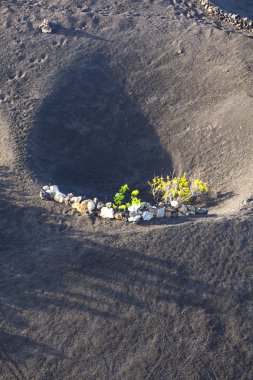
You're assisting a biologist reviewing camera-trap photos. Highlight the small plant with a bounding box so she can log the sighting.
[113,184,141,210]
[148,173,208,205]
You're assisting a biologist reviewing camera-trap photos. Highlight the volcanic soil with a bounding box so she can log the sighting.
[1,0,253,379]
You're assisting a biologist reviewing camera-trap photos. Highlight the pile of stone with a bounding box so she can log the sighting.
[198,0,253,32]
[40,185,208,223]
[39,19,54,33]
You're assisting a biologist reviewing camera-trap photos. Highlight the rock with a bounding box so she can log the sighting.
[65,193,74,205]
[178,204,188,215]
[140,202,150,210]
[156,208,165,218]
[129,210,138,217]
[165,210,172,218]
[47,185,60,198]
[128,215,141,223]
[40,189,51,201]
[171,200,179,208]
[71,196,82,204]
[115,212,124,221]
[166,206,176,212]
[72,202,85,213]
[100,207,115,219]
[87,200,96,213]
[187,204,196,213]
[39,19,53,33]
[97,201,104,210]
[74,200,88,213]
[42,185,50,191]
[195,207,208,215]
[142,211,154,221]
[128,204,141,212]
[106,202,113,209]
[54,193,66,203]
[148,206,157,214]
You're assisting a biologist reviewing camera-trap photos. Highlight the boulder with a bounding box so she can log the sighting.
[156,207,165,218]
[87,200,96,213]
[100,207,115,219]
[142,211,154,221]
[128,215,141,223]
[39,19,53,33]
[178,204,188,215]
[128,204,141,213]
[195,207,208,215]
[170,200,179,208]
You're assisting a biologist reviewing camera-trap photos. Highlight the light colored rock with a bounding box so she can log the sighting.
[128,215,141,223]
[142,211,154,221]
[178,204,188,215]
[156,208,165,218]
[140,202,150,210]
[187,204,196,213]
[148,206,157,214]
[128,204,141,212]
[54,193,66,203]
[87,200,96,213]
[71,196,82,204]
[42,185,50,191]
[39,19,53,33]
[100,207,115,219]
[48,185,59,196]
[72,200,88,213]
[115,212,123,221]
[171,200,179,208]
[165,210,172,218]
[106,202,113,208]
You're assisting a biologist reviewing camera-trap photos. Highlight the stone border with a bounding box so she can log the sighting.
[40,185,208,224]
[197,0,253,32]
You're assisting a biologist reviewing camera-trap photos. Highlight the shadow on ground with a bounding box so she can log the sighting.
[1,167,253,378]
[28,56,172,198]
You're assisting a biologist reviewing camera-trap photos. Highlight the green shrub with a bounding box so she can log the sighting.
[148,173,208,204]
[113,184,141,210]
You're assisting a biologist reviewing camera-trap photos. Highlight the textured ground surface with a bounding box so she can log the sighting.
[1,0,253,379]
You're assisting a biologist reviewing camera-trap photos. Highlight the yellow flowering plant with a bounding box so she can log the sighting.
[148,173,208,204]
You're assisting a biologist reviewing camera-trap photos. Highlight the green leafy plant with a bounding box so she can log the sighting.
[113,184,141,210]
[148,173,208,204]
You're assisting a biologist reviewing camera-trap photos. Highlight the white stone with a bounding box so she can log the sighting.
[39,19,53,33]
[148,206,157,214]
[171,200,179,208]
[87,200,96,212]
[71,196,82,204]
[100,207,115,219]
[156,207,165,218]
[142,211,154,221]
[54,193,66,203]
[128,204,141,212]
[128,215,141,223]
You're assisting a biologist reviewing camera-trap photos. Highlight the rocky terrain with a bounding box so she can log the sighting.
[1,0,253,379]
